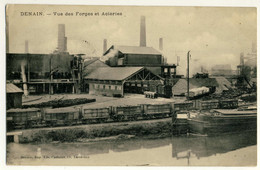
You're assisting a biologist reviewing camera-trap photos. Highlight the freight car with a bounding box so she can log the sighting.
[44,107,80,127]
[81,107,111,123]
[7,108,42,129]
[142,103,173,119]
[111,105,143,121]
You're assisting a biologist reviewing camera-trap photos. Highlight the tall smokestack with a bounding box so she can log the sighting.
[103,39,107,54]
[58,24,66,52]
[25,40,29,53]
[140,16,146,47]
[159,38,163,51]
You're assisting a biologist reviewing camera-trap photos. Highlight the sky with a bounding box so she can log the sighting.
[6,5,257,75]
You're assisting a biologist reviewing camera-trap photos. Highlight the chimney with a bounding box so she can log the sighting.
[103,39,107,54]
[140,16,146,47]
[25,40,29,53]
[58,24,66,52]
[159,38,163,51]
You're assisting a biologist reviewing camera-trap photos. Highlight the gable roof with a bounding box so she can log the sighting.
[189,78,219,87]
[172,78,229,95]
[104,45,161,55]
[172,79,198,95]
[85,67,144,81]
[6,83,23,93]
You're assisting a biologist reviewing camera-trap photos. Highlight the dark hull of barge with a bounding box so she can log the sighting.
[187,110,257,136]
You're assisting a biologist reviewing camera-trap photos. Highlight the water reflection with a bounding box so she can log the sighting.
[172,131,256,163]
[7,131,256,165]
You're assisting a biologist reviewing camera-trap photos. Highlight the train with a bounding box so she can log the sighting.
[7,103,175,130]
[7,99,239,131]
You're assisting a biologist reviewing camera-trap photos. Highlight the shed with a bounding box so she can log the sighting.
[172,78,219,96]
[6,83,23,109]
[84,67,163,97]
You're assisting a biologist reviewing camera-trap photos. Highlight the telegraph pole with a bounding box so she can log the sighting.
[187,51,191,100]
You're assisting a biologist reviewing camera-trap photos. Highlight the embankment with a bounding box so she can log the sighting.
[17,118,173,143]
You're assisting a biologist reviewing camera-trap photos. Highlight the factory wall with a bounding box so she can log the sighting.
[6,53,74,80]
[88,82,123,97]
[124,54,162,66]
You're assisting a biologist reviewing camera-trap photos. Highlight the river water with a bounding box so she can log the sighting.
[7,131,256,166]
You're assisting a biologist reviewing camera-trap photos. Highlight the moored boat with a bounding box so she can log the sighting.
[187,108,257,136]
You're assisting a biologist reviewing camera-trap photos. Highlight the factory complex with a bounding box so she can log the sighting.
[6,16,257,108]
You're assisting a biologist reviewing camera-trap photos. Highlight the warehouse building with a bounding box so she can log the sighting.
[84,67,163,97]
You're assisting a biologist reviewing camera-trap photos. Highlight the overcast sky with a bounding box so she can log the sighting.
[7,5,257,75]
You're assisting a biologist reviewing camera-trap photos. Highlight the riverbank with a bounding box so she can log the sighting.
[15,118,173,143]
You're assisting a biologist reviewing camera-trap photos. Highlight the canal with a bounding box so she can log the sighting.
[7,131,256,166]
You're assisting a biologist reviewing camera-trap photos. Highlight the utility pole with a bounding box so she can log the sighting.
[187,51,191,100]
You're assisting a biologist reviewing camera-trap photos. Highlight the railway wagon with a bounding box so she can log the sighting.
[219,99,238,109]
[81,107,111,123]
[173,102,194,111]
[111,105,143,121]
[199,100,219,110]
[7,108,42,129]
[44,107,80,126]
[142,103,172,119]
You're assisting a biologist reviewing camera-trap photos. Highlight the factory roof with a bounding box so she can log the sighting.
[85,67,144,81]
[104,45,161,55]
[6,83,23,93]
[84,58,100,66]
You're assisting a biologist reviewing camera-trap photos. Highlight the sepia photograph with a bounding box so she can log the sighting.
[4,3,257,166]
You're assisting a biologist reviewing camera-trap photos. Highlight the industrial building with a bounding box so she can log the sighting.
[84,67,163,97]
[104,45,163,68]
[6,53,79,94]
[103,16,169,76]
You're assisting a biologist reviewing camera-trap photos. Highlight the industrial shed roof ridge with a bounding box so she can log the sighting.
[105,45,162,55]
[85,67,145,81]
[6,83,23,93]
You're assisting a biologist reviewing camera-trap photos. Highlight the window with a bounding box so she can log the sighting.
[111,85,115,90]
[97,85,100,89]
[103,85,105,89]
[115,86,117,90]
[109,85,111,90]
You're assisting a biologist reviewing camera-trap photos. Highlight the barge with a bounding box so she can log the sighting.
[187,108,257,136]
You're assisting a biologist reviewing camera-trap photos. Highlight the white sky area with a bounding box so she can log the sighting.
[7,5,256,76]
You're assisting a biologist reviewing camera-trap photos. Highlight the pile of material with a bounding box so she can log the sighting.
[22,98,96,109]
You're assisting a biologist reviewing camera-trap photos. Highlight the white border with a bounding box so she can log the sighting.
[0,0,259,170]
